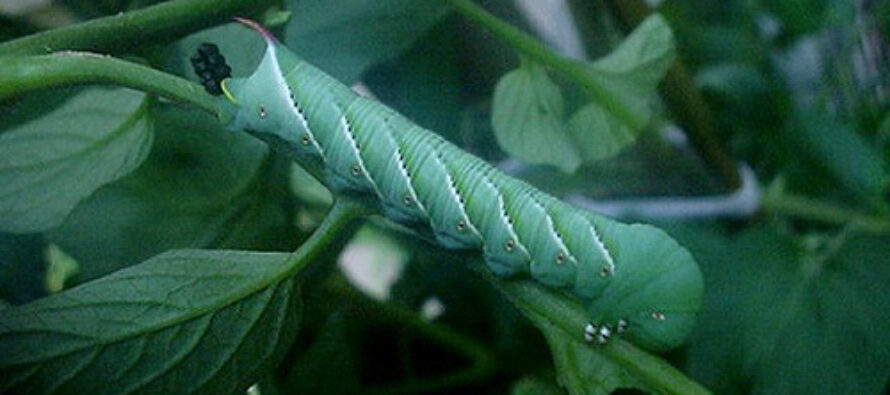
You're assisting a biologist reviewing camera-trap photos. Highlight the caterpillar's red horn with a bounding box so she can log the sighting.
[233,17,278,42]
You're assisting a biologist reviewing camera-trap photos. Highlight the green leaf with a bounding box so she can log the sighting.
[567,13,675,160]
[511,376,564,395]
[48,105,296,283]
[284,0,449,83]
[567,102,636,162]
[794,112,886,206]
[281,313,359,394]
[490,14,675,170]
[667,224,890,394]
[0,249,302,394]
[0,87,153,233]
[0,232,47,304]
[363,18,464,141]
[492,60,580,172]
[585,14,675,130]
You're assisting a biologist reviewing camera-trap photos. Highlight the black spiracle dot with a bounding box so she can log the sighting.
[190,43,231,96]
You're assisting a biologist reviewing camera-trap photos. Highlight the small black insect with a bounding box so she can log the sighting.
[190,43,231,95]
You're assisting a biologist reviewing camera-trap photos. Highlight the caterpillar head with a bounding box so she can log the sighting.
[211,18,313,156]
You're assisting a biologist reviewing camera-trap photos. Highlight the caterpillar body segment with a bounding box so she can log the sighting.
[221,23,703,351]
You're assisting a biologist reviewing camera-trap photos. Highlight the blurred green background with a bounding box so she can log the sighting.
[1,0,889,393]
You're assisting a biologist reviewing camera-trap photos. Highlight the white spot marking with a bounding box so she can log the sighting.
[584,323,597,343]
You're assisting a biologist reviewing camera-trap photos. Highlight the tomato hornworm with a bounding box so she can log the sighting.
[200,18,703,351]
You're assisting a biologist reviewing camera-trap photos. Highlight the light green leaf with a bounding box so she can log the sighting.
[567,14,675,162]
[567,102,636,161]
[0,87,153,233]
[0,249,302,394]
[491,14,675,169]
[492,60,580,172]
[586,14,675,129]
[284,0,450,83]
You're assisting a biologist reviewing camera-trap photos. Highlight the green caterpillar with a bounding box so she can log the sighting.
[217,18,703,351]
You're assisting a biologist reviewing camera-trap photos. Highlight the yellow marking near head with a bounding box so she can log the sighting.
[221,79,238,104]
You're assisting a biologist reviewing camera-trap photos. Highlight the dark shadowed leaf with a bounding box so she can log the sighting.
[511,375,564,395]
[666,223,890,394]
[281,313,359,394]
[0,232,46,304]
[794,112,886,205]
[48,105,296,283]
[0,87,152,233]
[283,0,449,83]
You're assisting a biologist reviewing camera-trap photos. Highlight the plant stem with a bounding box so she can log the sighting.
[0,52,220,118]
[0,0,275,56]
[470,260,711,395]
[283,198,373,273]
[442,0,647,131]
[762,191,890,233]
